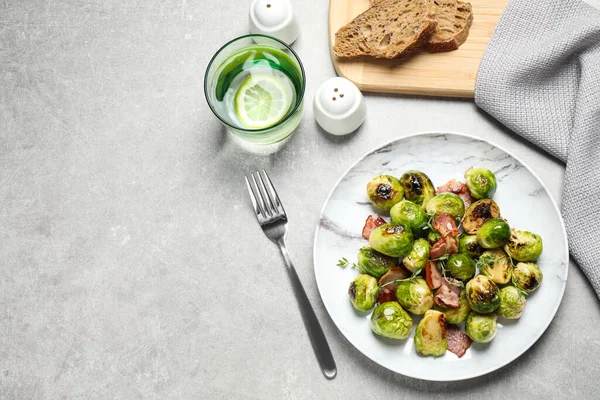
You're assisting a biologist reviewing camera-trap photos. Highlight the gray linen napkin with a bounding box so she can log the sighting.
[475,0,600,296]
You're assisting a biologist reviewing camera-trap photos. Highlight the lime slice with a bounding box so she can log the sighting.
[235,73,291,129]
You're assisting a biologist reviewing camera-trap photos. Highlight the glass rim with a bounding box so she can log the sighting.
[203,34,306,134]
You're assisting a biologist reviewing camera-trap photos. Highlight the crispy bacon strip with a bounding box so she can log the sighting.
[447,325,473,358]
[377,266,411,304]
[432,213,460,237]
[362,215,386,239]
[436,179,474,210]
[457,192,473,211]
[376,289,396,304]
[429,236,458,259]
[434,278,462,309]
[425,261,443,290]
[436,179,464,194]
[430,238,447,259]
[445,235,458,255]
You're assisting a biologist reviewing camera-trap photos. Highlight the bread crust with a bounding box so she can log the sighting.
[333,0,438,59]
[425,1,473,52]
[368,0,473,53]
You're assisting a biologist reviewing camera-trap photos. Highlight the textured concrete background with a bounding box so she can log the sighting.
[1,0,599,398]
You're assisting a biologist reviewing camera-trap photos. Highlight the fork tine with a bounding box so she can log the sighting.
[251,173,271,217]
[244,176,261,217]
[262,169,286,215]
[257,170,277,215]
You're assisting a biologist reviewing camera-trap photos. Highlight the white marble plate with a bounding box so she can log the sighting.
[313,132,568,381]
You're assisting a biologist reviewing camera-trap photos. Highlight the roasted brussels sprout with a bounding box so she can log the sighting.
[512,262,543,293]
[465,312,498,343]
[435,290,471,324]
[425,193,465,222]
[390,200,429,237]
[497,286,527,319]
[402,238,430,272]
[414,310,448,357]
[428,231,442,246]
[458,234,484,258]
[395,278,434,314]
[357,247,396,279]
[370,302,414,339]
[366,175,404,211]
[465,275,500,313]
[478,249,512,285]
[369,222,414,258]
[348,274,378,312]
[464,168,497,199]
[399,171,436,208]
[462,199,501,234]
[476,218,510,249]
[504,230,543,262]
[446,254,476,281]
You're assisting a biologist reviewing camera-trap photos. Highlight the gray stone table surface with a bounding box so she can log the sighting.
[1,0,599,398]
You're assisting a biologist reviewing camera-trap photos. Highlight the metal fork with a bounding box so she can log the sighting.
[245,170,337,380]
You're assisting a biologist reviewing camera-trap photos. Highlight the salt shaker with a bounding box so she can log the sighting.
[249,0,299,45]
[313,77,367,136]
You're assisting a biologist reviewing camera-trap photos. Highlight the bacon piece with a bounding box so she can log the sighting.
[432,213,460,237]
[447,325,473,358]
[377,288,396,304]
[436,179,474,210]
[430,238,448,259]
[445,277,463,289]
[425,261,443,290]
[377,266,411,304]
[436,179,464,194]
[434,278,462,309]
[429,236,458,259]
[445,235,458,255]
[457,192,473,211]
[435,285,456,308]
[362,215,386,239]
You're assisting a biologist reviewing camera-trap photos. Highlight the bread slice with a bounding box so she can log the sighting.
[371,0,473,52]
[333,0,438,59]
[425,0,473,52]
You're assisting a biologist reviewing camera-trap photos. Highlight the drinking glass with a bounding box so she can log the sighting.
[204,34,306,155]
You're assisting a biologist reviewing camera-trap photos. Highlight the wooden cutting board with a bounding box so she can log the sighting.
[329,0,508,98]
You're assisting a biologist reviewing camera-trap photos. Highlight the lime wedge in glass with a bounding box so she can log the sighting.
[235,74,291,129]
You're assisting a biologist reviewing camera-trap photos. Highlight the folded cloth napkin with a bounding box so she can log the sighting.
[475,0,600,296]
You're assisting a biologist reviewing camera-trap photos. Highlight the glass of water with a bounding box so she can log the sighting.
[204,34,306,155]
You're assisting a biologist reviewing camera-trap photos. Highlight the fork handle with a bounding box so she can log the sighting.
[277,239,337,379]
